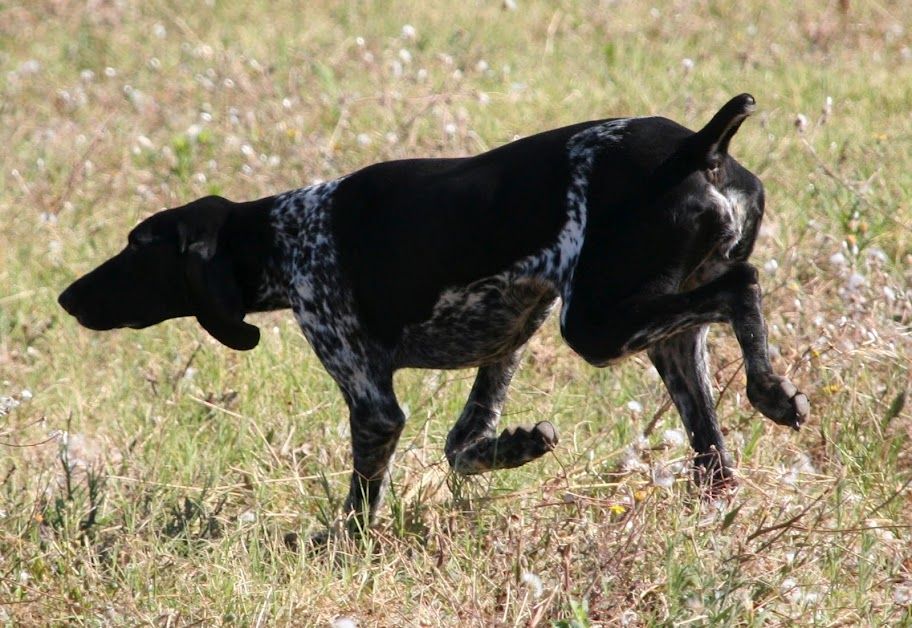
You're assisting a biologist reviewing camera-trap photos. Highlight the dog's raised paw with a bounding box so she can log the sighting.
[533,420,559,449]
[449,421,560,474]
[747,373,809,430]
[493,421,560,468]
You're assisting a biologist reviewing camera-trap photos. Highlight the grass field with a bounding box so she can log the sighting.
[2,0,911,625]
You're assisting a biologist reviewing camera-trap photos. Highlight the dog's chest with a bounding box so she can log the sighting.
[395,273,558,369]
[706,185,750,257]
[684,186,758,287]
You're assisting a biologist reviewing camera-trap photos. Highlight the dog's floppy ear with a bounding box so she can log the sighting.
[689,93,756,170]
[179,202,260,351]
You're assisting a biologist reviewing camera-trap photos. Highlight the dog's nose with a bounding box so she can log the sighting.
[58,285,79,315]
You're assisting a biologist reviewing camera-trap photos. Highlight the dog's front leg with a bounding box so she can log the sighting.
[648,327,733,487]
[342,385,406,533]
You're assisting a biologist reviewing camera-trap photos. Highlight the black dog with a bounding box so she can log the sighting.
[59,94,809,528]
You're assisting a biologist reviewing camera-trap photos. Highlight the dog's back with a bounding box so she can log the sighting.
[329,120,610,344]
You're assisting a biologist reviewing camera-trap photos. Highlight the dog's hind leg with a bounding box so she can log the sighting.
[729,276,812,433]
[648,326,733,487]
[562,263,809,429]
[445,349,558,475]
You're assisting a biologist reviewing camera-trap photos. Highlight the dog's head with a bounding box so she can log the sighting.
[643,93,757,187]
[58,196,261,350]
[640,93,763,260]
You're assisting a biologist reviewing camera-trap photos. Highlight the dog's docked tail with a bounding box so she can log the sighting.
[686,93,756,170]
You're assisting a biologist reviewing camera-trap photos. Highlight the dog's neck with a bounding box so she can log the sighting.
[219,195,290,313]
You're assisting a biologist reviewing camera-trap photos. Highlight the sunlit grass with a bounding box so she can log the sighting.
[1,0,911,624]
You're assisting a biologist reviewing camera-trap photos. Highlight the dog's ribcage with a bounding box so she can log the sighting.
[397,120,632,368]
[271,120,632,378]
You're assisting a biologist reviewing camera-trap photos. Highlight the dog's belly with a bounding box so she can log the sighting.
[394,275,558,369]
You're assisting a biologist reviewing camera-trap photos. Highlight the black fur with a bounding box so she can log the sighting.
[59,94,809,531]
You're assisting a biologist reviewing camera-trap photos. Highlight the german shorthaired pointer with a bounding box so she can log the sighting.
[59,94,809,530]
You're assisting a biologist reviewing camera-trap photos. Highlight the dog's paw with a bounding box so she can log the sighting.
[284,518,350,554]
[692,448,736,497]
[449,421,559,474]
[500,420,559,459]
[696,472,739,502]
[284,529,331,554]
[531,420,559,450]
[747,373,809,430]
[490,420,561,468]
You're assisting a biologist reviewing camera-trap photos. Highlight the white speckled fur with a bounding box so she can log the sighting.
[708,185,748,258]
[271,120,632,377]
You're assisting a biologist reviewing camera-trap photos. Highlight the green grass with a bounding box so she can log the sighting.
[2,0,911,624]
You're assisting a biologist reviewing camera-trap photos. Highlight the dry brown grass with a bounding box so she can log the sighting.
[2,0,911,625]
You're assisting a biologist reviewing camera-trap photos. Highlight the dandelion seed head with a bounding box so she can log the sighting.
[652,465,675,489]
[829,252,846,266]
[521,571,544,598]
[20,60,41,75]
[893,583,912,606]
[621,446,647,472]
[865,247,888,263]
[238,510,256,524]
[662,428,686,447]
[0,396,20,416]
[846,272,866,291]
